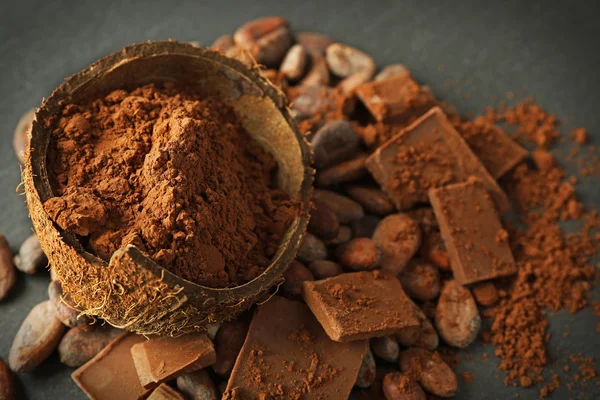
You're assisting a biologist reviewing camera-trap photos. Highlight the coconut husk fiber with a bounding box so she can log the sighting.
[23,41,313,336]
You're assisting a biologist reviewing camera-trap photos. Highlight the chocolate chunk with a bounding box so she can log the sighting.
[72,333,151,400]
[428,179,516,284]
[131,333,216,389]
[302,271,419,342]
[365,107,510,214]
[355,74,434,123]
[460,120,528,179]
[147,384,186,400]
[224,296,368,399]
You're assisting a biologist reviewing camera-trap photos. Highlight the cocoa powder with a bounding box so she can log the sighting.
[44,82,298,288]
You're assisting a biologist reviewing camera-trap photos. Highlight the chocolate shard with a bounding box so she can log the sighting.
[131,332,216,389]
[302,271,420,342]
[355,73,435,123]
[72,333,151,400]
[459,120,528,179]
[224,296,368,399]
[147,383,186,400]
[365,106,510,214]
[428,179,517,285]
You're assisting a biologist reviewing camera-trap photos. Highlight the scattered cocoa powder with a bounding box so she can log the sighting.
[44,82,298,288]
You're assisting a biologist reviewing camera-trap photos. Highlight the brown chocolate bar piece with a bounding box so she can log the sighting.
[365,106,510,214]
[355,74,435,123]
[428,179,517,285]
[460,120,528,179]
[302,271,419,342]
[131,333,216,389]
[72,333,151,400]
[147,384,186,400]
[224,296,368,399]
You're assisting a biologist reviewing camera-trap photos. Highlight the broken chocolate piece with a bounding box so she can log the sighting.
[355,74,434,123]
[72,333,151,400]
[365,107,510,214]
[224,296,367,399]
[302,271,419,342]
[459,119,528,179]
[131,333,216,389]
[147,383,186,400]
[428,179,517,285]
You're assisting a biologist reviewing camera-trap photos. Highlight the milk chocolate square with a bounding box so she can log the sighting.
[224,296,368,400]
[460,121,527,179]
[72,333,151,400]
[365,106,510,214]
[302,271,419,342]
[355,74,435,123]
[131,332,216,389]
[428,179,517,284]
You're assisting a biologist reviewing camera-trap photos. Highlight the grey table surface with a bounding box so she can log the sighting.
[1,0,599,399]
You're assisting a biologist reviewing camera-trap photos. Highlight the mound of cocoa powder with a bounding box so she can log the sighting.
[43,82,298,288]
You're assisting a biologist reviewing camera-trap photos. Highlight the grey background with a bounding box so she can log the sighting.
[1,0,599,398]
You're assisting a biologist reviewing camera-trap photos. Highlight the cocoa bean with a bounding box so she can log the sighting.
[254,27,294,68]
[211,35,235,52]
[282,261,314,297]
[399,261,441,301]
[371,336,400,363]
[324,225,353,247]
[326,43,375,94]
[233,17,292,67]
[280,44,308,82]
[351,214,381,239]
[0,235,16,301]
[13,234,46,275]
[382,372,426,400]
[435,280,481,349]
[291,86,333,122]
[299,53,330,87]
[58,325,122,368]
[354,349,376,389]
[308,200,340,240]
[346,186,395,216]
[307,260,343,279]
[9,300,66,372]
[372,214,422,274]
[0,357,15,400]
[311,120,359,169]
[316,153,368,187]
[296,32,334,55]
[297,233,327,263]
[374,64,411,82]
[336,238,382,271]
[234,17,288,46]
[399,348,457,398]
[13,108,34,164]
[422,232,451,271]
[224,45,254,68]
[212,319,249,377]
[472,281,500,307]
[217,381,228,397]
[314,190,364,224]
[48,281,91,327]
[177,369,218,400]
[396,304,438,352]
